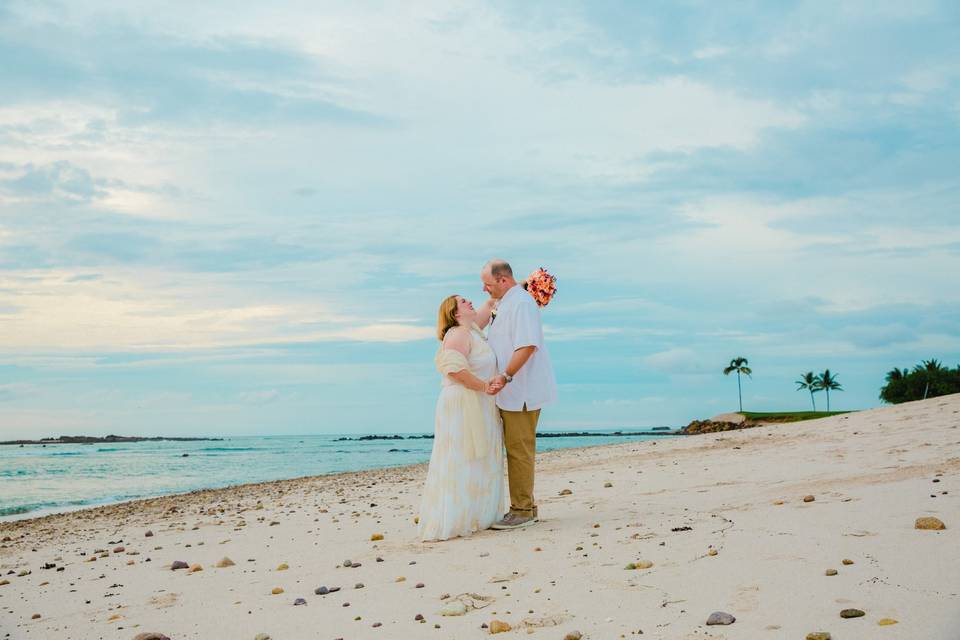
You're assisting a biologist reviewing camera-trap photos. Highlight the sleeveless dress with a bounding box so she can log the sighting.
[418,326,506,541]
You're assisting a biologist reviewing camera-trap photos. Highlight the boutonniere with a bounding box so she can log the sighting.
[489,303,499,324]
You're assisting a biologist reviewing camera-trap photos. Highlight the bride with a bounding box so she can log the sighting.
[418,295,505,541]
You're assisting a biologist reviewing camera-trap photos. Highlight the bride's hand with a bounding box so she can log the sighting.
[486,376,504,395]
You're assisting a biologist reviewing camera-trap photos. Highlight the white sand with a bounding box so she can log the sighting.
[1,394,958,639]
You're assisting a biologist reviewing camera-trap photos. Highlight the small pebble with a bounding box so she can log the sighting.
[416,582,425,588]
[254,635,271,640]
[170,561,189,571]
[563,632,582,640]
[825,569,838,576]
[805,634,831,640]
[841,559,854,565]
[370,533,384,541]
[355,583,364,589]
[276,563,289,571]
[878,618,898,626]
[293,598,307,606]
[803,495,816,503]
[271,587,284,595]
[840,608,865,618]
[915,517,946,530]
[489,620,511,634]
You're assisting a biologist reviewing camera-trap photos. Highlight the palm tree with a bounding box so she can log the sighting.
[884,367,906,383]
[915,359,944,399]
[796,371,821,411]
[818,369,843,411]
[723,357,752,412]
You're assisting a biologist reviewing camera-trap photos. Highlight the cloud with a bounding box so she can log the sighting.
[0,161,106,203]
[238,389,281,404]
[0,383,38,402]
[0,268,436,351]
[642,348,714,375]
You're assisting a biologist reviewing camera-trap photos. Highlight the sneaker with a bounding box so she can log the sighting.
[490,513,536,530]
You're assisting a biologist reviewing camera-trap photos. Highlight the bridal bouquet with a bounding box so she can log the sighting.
[523,267,557,307]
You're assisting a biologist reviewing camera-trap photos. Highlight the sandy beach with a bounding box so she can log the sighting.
[1,394,958,640]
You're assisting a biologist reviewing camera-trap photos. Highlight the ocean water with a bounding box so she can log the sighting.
[0,431,677,521]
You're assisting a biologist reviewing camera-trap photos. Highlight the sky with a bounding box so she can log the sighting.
[1,1,959,438]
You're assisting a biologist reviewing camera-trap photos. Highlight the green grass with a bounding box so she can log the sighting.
[740,410,851,422]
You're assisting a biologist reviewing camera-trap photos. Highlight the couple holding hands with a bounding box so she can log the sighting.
[418,259,557,542]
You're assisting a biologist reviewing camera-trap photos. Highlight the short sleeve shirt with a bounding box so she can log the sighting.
[486,285,558,411]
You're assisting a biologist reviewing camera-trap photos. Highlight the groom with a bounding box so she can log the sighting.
[481,259,557,530]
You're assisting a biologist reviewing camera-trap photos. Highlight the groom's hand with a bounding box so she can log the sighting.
[486,375,506,394]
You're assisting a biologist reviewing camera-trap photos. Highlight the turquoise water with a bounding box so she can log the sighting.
[0,431,676,521]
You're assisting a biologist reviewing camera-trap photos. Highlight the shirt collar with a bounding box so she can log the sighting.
[500,284,523,305]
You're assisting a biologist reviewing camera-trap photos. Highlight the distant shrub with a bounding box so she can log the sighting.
[879,359,960,404]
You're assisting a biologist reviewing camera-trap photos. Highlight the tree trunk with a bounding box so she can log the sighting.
[810,391,816,411]
[737,371,742,412]
[826,388,830,411]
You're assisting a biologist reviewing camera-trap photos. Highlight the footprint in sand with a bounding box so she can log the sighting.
[149,592,179,609]
[731,584,760,612]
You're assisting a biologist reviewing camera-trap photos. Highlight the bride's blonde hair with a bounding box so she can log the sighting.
[437,295,460,341]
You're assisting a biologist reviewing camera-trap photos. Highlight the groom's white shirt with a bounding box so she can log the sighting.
[487,285,557,412]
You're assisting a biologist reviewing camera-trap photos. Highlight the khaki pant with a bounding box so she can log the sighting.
[499,406,540,517]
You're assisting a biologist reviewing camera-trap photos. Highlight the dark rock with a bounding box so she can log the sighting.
[706,611,735,625]
[170,561,189,570]
[840,608,865,618]
[132,634,171,640]
[293,598,307,606]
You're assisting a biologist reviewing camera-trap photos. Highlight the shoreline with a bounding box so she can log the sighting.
[0,433,681,525]
[0,432,681,529]
[0,435,224,446]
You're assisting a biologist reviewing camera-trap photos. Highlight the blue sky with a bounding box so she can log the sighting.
[1,1,958,438]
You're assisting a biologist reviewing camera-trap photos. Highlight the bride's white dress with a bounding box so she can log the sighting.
[418,326,505,541]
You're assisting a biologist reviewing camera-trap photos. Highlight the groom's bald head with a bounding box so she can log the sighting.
[481,259,516,299]
[484,259,513,279]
